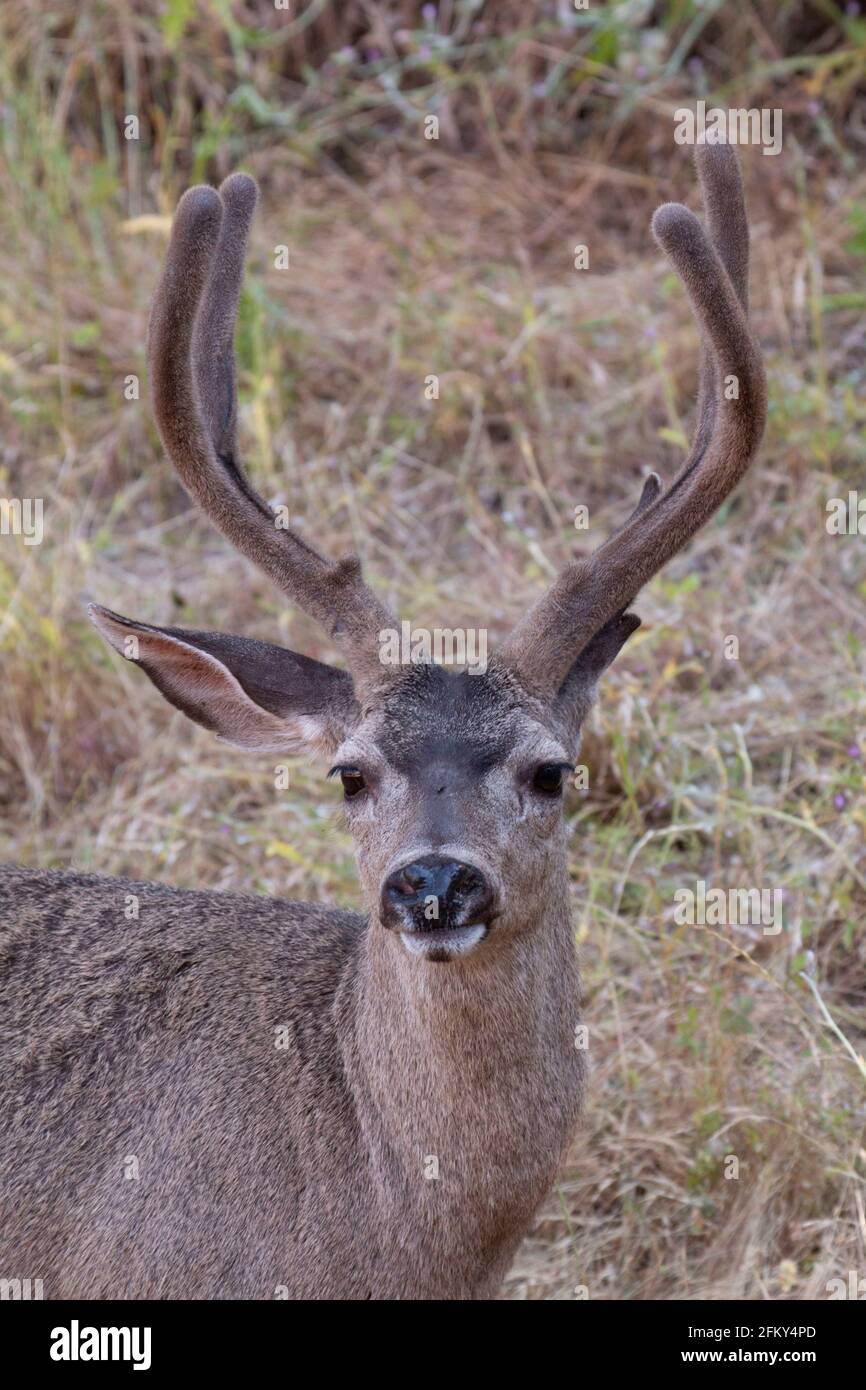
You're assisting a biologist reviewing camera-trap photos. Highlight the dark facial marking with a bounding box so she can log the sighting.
[378,666,521,778]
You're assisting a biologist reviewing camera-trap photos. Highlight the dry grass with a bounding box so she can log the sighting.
[1,1,865,1300]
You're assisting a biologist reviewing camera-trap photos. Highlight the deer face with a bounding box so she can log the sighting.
[90,609,634,962]
[332,664,573,959]
[91,147,765,960]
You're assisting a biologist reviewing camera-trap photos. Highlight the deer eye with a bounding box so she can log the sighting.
[532,763,569,796]
[335,767,366,799]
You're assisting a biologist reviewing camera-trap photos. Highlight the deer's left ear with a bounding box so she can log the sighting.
[552,611,641,741]
[88,605,359,757]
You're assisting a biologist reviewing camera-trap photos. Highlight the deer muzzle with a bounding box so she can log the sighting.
[380,853,496,958]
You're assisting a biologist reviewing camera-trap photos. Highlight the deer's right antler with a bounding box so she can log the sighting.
[148,174,397,692]
[497,141,767,700]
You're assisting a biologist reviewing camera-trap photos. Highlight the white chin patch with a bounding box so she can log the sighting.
[399,925,488,959]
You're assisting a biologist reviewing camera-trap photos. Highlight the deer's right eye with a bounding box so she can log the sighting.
[532,763,570,796]
[337,768,366,799]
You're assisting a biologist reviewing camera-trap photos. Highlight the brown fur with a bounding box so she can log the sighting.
[0,720,583,1300]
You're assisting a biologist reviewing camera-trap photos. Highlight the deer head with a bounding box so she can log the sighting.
[91,145,765,962]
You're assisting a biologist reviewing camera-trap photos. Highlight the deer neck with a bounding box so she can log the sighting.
[339,864,584,1277]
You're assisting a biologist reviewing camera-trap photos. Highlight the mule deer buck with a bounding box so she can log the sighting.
[0,143,764,1300]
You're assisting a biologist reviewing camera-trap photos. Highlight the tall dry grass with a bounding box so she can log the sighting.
[1,1,865,1298]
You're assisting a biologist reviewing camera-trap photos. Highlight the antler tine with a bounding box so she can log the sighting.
[689,140,751,468]
[619,144,750,532]
[192,172,258,463]
[147,175,397,690]
[638,142,753,511]
[497,142,766,699]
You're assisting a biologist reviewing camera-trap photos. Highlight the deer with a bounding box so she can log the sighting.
[0,142,765,1300]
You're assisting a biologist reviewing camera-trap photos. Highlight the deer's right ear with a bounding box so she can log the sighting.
[88,605,360,757]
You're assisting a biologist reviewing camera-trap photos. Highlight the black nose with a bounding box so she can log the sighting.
[381,854,494,932]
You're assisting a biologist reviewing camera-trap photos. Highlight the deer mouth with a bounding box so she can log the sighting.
[399,923,489,960]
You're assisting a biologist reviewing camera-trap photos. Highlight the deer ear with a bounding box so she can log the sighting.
[88,605,359,757]
[553,611,641,739]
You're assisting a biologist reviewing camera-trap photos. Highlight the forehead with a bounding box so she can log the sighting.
[372,665,533,774]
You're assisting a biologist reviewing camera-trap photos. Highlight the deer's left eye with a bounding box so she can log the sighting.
[532,763,569,796]
[329,766,367,799]
[339,768,366,799]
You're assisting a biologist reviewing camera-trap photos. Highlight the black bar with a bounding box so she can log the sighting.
[2,1296,860,1375]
